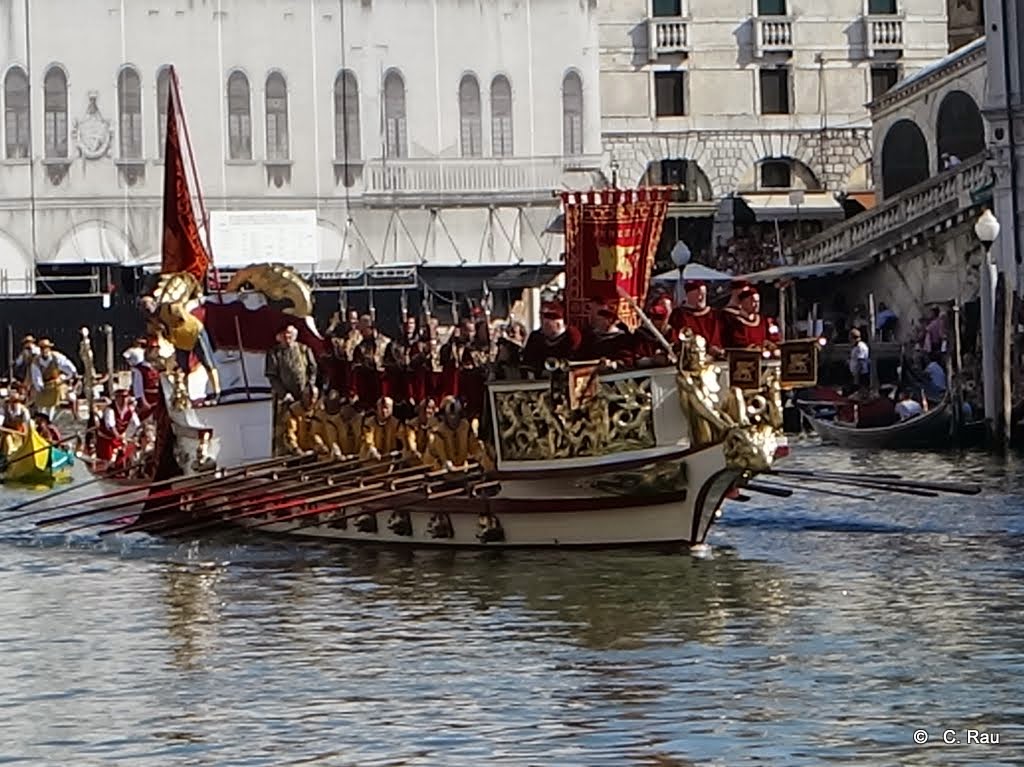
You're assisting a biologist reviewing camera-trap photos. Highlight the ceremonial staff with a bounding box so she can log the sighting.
[79,326,97,421]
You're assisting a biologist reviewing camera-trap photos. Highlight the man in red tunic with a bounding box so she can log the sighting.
[669,280,723,355]
[123,346,162,420]
[721,286,781,349]
[95,389,141,468]
[350,315,391,409]
[521,301,582,378]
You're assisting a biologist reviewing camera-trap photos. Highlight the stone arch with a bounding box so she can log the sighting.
[46,220,137,265]
[738,155,822,191]
[618,135,719,197]
[935,90,985,169]
[639,157,714,201]
[0,229,33,295]
[881,120,929,198]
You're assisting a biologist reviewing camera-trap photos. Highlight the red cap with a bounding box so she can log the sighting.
[731,279,751,292]
[738,286,758,300]
[684,279,706,292]
[648,303,668,319]
[541,301,564,320]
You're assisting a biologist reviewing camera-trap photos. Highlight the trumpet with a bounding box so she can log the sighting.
[544,357,569,373]
[747,394,768,419]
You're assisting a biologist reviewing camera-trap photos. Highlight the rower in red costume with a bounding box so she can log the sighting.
[456,312,493,418]
[521,301,582,377]
[350,315,391,409]
[94,388,141,466]
[669,279,723,354]
[122,345,162,420]
[721,286,781,349]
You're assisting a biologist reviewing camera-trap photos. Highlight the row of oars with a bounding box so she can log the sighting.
[736,467,982,502]
[11,449,488,538]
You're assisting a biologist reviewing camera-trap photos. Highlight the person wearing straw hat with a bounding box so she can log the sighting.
[12,335,39,386]
[0,390,30,455]
[27,339,78,421]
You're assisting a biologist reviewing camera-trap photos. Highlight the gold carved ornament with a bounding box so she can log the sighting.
[226,263,313,318]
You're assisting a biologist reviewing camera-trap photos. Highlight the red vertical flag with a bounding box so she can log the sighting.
[562,188,672,329]
[161,67,210,281]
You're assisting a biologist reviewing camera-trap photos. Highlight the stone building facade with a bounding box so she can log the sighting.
[0,0,602,297]
[599,0,952,249]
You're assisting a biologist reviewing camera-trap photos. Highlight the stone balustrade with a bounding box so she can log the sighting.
[789,155,990,266]
[362,157,572,205]
[866,16,903,55]
[755,17,793,55]
[648,17,689,60]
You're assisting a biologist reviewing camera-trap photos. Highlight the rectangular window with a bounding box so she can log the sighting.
[229,114,252,159]
[652,0,681,16]
[757,0,786,15]
[871,66,900,100]
[760,161,792,188]
[868,0,897,13]
[760,68,790,114]
[654,71,686,116]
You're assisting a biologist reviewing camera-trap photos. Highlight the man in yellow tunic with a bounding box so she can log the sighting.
[327,395,363,458]
[427,396,493,471]
[279,387,318,456]
[28,339,78,420]
[360,397,405,461]
[404,398,438,466]
[309,391,340,457]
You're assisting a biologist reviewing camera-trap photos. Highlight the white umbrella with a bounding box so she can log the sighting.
[652,263,734,283]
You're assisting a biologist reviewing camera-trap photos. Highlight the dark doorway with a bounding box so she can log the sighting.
[881,119,929,198]
[936,90,985,170]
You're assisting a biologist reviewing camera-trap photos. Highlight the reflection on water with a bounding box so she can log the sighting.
[0,446,1022,765]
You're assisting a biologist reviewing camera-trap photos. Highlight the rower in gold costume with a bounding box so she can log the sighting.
[404,398,438,466]
[426,396,493,471]
[360,396,404,462]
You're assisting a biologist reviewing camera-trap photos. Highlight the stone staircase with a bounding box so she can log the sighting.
[788,155,992,266]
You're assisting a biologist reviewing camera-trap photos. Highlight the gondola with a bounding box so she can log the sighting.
[800,397,955,450]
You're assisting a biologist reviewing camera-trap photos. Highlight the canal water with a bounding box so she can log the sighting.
[0,444,1022,766]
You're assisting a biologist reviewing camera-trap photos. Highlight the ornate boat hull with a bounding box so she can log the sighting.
[232,442,744,548]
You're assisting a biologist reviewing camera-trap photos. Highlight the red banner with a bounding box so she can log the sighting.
[562,188,672,330]
[161,68,211,281]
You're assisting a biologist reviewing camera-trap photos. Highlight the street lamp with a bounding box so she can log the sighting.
[973,208,1000,447]
[671,241,691,305]
[974,209,1001,252]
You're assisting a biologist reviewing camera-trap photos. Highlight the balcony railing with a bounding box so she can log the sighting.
[647,17,689,60]
[788,155,990,266]
[754,17,793,56]
[865,15,903,56]
[362,157,579,204]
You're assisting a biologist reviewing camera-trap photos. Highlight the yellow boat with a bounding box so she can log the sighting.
[2,424,74,487]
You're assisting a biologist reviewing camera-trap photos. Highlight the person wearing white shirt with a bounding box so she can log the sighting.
[848,329,870,388]
[895,390,924,421]
[28,339,78,420]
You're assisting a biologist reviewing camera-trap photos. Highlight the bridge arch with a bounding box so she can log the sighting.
[881,120,929,198]
[935,90,985,170]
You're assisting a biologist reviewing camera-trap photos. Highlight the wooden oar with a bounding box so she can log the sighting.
[744,482,793,499]
[69,453,406,533]
[145,464,480,538]
[774,473,939,498]
[770,469,981,496]
[22,450,317,516]
[771,468,905,481]
[752,480,874,502]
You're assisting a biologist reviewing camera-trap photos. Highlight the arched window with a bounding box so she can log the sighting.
[43,66,68,159]
[384,70,407,159]
[881,119,929,198]
[118,67,143,159]
[3,67,30,159]
[265,72,288,161]
[490,76,513,158]
[227,71,252,160]
[156,67,170,159]
[562,72,583,157]
[334,69,360,161]
[458,75,482,158]
[936,91,985,170]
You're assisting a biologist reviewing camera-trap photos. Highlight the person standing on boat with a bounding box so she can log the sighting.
[720,287,780,350]
[848,329,871,389]
[28,339,78,421]
[266,324,318,403]
[922,352,948,403]
[384,315,423,418]
[95,389,141,469]
[350,315,391,410]
[522,301,582,378]
[12,336,38,386]
[123,346,162,420]
[575,304,636,371]
[669,280,723,356]
[457,311,494,419]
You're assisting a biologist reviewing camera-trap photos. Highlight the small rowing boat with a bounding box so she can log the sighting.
[1,424,75,487]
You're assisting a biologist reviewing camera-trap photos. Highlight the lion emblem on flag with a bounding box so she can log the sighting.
[591,244,636,281]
